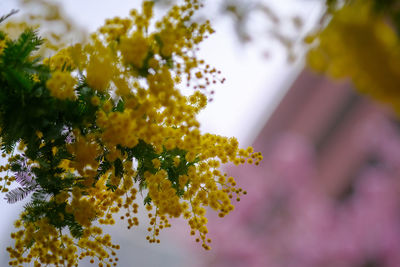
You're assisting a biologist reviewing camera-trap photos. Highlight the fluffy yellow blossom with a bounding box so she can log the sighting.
[307,0,400,113]
[46,70,77,100]
[0,39,6,55]
[3,0,262,265]
[86,41,115,92]
[119,32,149,68]
[43,48,76,71]
[67,133,101,174]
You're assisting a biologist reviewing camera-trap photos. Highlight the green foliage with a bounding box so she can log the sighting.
[0,29,100,243]
[0,29,46,153]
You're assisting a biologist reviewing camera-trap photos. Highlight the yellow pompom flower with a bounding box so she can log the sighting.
[86,47,114,92]
[307,0,400,113]
[46,70,77,100]
[0,39,6,55]
[119,32,149,68]
[4,0,262,265]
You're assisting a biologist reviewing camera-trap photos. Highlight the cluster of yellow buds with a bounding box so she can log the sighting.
[0,0,262,266]
[307,0,400,113]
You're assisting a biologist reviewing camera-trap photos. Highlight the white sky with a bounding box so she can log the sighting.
[0,0,323,265]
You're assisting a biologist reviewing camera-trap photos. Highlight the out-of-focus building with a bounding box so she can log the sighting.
[254,69,400,197]
[197,70,400,267]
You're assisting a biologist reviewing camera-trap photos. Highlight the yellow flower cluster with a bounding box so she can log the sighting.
[7,219,120,267]
[66,132,100,175]
[5,0,262,265]
[86,42,115,92]
[0,39,6,55]
[43,48,76,71]
[307,0,400,113]
[0,153,13,193]
[46,70,77,100]
[119,32,149,68]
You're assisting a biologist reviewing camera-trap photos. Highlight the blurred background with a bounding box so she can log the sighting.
[3,1,400,267]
